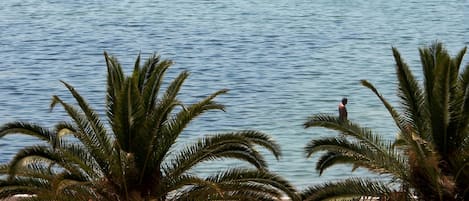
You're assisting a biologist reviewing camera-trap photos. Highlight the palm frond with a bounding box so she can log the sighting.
[111,76,146,154]
[140,56,173,113]
[420,45,451,155]
[154,89,229,167]
[236,130,282,160]
[206,168,299,201]
[301,178,396,201]
[0,122,55,144]
[173,168,299,201]
[361,80,408,133]
[50,95,110,173]
[143,72,189,167]
[166,135,268,177]
[393,47,427,140]
[166,88,228,136]
[58,143,103,179]
[304,114,391,155]
[7,146,86,181]
[0,177,48,199]
[305,136,407,179]
[161,174,222,198]
[104,51,125,126]
[59,80,112,158]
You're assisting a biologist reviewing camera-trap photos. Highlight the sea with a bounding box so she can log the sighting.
[0,0,468,189]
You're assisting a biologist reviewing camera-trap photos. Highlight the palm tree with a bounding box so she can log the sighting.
[0,52,299,201]
[302,42,469,201]
[0,126,99,201]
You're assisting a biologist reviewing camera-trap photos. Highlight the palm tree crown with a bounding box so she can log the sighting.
[0,52,299,201]
[302,42,469,201]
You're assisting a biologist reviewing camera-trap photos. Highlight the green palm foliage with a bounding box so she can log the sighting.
[303,42,469,201]
[0,53,299,201]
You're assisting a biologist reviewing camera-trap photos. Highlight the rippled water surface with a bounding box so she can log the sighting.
[1,0,469,188]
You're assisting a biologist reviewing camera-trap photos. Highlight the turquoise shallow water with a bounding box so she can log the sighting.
[1,0,468,188]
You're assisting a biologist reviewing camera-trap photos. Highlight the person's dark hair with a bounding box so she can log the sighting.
[341,98,348,104]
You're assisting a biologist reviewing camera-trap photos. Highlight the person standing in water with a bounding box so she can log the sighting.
[338,97,348,121]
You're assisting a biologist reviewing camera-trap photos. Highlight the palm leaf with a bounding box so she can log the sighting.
[141,56,173,113]
[0,122,56,144]
[393,47,428,141]
[305,136,408,179]
[166,134,268,177]
[59,81,112,158]
[50,95,110,173]
[301,178,396,201]
[305,114,391,155]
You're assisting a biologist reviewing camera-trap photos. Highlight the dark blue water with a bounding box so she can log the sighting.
[1,0,468,188]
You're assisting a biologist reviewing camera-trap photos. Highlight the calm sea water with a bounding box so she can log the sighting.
[1,0,468,188]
